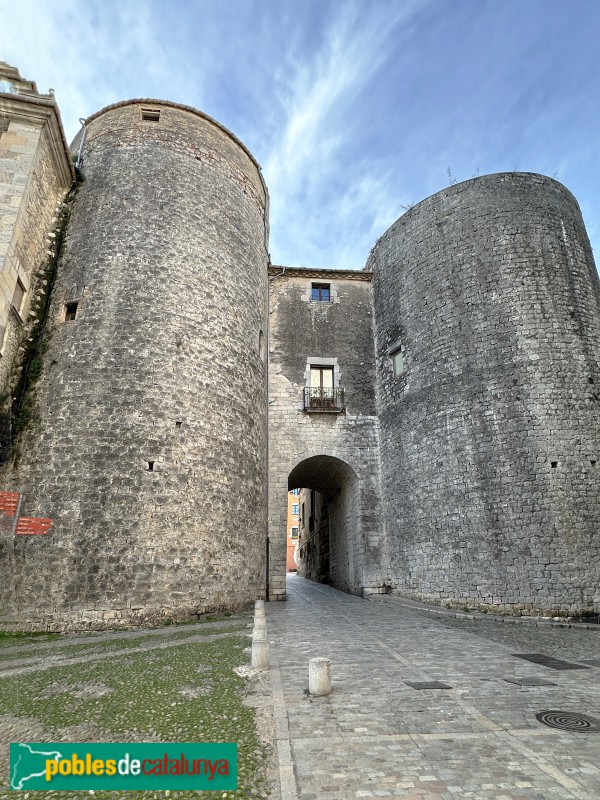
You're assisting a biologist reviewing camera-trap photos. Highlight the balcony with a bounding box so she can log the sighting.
[303,387,345,413]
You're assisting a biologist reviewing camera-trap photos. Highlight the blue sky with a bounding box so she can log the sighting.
[1,0,599,270]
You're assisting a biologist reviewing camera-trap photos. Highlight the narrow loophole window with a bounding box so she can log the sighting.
[12,278,25,315]
[147,461,155,471]
[259,329,265,361]
[64,302,78,321]
[391,347,405,377]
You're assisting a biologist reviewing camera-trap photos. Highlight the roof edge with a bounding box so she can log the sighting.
[84,98,262,173]
[269,265,372,281]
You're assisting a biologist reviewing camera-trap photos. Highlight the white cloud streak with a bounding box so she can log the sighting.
[264,1,425,267]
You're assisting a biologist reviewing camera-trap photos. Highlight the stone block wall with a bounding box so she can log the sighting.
[0,64,73,390]
[2,62,600,625]
[370,172,600,615]
[0,100,269,629]
[268,268,385,599]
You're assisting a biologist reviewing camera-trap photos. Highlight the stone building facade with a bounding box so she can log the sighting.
[0,63,73,391]
[0,71,269,629]
[286,490,299,572]
[267,268,384,600]
[0,64,598,628]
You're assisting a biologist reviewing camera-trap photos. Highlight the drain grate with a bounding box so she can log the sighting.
[504,677,556,687]
[536,711,600,732]
[405,681,452,690]
[512,654,589,670]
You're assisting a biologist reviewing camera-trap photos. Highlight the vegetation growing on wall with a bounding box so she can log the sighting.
[3,174,83,459]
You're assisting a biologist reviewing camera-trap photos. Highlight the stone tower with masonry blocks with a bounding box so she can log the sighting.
[0,63,599,628]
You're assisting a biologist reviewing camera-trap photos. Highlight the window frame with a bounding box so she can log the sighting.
[311,283,331,303]
[390,346,406,378]
[140,107,161,122]
[64,301,78,322]
[11,277,26,317]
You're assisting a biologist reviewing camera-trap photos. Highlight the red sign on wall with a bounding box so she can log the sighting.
[0,491,20,516]
[15,518,53,535]
[0,491,53,535]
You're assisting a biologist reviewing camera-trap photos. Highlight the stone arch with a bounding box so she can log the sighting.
[287,454,361,594]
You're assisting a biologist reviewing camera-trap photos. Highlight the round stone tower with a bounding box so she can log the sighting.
[370,173,600,615]
[1,100,269,628]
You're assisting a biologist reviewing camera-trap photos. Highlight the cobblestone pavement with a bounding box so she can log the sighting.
[267,576,600,800]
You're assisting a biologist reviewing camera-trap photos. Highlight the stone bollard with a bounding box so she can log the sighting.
[252,625,267,643]
[254,607,266,628]
[255,599,265,610]
[308,657,331,696]
[251,637,270,670]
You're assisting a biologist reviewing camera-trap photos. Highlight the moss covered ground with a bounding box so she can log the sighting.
[0,615,272,799]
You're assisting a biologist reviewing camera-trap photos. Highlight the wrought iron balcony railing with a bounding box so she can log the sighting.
[303,387,345,412]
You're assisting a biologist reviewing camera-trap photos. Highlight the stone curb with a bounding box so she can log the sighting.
[368,594,600,631]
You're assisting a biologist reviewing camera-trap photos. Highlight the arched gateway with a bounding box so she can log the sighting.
[288,455,360,592]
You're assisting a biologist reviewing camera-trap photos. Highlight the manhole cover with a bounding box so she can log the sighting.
[536,711,600,732]
[504,677,556,687]
[405,681,452,690]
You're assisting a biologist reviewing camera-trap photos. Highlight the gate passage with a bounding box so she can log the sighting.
[0,491,52,535]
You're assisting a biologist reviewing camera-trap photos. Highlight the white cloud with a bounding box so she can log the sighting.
[264,0,426,267]
[1,0,598,268]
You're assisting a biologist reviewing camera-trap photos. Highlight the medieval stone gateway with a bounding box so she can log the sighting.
[1,63,599,629]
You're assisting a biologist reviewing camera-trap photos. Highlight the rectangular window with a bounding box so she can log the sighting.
[64,302,78,321]
[11,278,25,315]
[311,283,330,302]
[290,488,299,495]
[391,347,405,377]
[292,504,299,515]
[141,108,161,122]
[308,365,335,408]
[290,527,299,539]
[310,366,334,390]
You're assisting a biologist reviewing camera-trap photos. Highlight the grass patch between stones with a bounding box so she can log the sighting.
[0,634,268,799]
[0,631,63,647]
[0,624,247,662]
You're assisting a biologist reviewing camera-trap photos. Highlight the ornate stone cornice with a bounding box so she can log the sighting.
[0,92,75,189]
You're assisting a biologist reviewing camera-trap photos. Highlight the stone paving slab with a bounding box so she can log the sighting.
[267,576,600,800]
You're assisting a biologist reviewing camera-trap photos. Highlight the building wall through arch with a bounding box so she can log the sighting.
[292,456,361,593]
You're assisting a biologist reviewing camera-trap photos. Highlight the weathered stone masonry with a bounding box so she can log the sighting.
[369,174,600,614]
[0,63,74,391]
[267,268,385,599]
[1,96,269,628]
[0,63,599,628]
